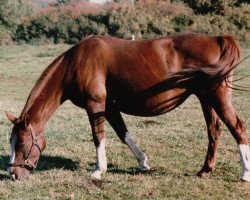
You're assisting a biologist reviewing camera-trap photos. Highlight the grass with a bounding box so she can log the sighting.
[0,44,250,199]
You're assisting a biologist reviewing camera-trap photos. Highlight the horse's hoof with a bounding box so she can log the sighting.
[90,171,102,180]
[197,171,210,179]
[137,165,151,173]
[240,174,250,183]
[240,171,250,183]
[240,178,250,183]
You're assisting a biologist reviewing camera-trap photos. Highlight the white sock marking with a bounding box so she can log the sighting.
[125,132,150,171]
[238,144,250,182]
[91,139,107,180]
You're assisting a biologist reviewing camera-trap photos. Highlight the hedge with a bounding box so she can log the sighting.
[9,0,250,44]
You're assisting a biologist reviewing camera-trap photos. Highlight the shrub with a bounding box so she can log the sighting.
[173,14,193,32]
[12,0,250,44]
[182,0,237,14]
[0,0,33,38]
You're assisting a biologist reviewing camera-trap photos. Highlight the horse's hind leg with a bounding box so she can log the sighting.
[106,102,150,171]
[197,101,222,178]
[210,88,250,182]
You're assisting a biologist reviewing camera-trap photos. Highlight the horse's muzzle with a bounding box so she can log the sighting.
[7,166,30,181]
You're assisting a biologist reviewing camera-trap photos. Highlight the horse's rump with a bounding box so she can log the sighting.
[167,34,241,94]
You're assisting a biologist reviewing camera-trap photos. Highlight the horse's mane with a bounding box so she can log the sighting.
[20,53,65,117]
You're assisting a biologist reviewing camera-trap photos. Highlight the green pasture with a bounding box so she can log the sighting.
[0,45,249,199]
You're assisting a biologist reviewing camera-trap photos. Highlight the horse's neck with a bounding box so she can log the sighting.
[21,54,67,132]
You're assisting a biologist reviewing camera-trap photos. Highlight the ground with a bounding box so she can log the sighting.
[0,45,249,199]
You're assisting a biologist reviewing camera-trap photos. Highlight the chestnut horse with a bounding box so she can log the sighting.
[6,33,250,182]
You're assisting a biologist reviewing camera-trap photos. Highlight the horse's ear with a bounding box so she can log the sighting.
[23,113,30,128]
[5,111,18,124]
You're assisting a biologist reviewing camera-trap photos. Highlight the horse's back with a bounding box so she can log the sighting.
[77,33,222,73]
[83,33,223,79]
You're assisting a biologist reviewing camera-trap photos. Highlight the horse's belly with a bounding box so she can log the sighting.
[118,89,188,116]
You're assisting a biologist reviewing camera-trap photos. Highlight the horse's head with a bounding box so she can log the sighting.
[5,112,46,180]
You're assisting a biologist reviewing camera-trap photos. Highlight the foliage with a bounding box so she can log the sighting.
[1,0,250,44]
[182,0,238,14]
[0,27,11,40]
[57,0,72,4]
[0,0,33,37]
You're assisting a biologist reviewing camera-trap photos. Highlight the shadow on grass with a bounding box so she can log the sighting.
[87,162,136,175]
[0,173,10,180]
[37,155,79,171]
[0,154,79,180]
[0,154,79,172]
[88,162,162,176]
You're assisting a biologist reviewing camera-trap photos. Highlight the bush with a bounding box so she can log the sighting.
[0,0,33,40]
[182,0,237,14]
[12,0,250,44]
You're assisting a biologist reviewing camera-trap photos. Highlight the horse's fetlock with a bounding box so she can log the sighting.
[207,162,216,172]
[197,165,214,178]
[138,154,150,171]
[99,166,107,173]
[91,168,106,180]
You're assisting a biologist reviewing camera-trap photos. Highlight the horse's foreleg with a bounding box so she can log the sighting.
[106,104,150,171]
[198,102,222,178]
[87,99,107,180]
[211,89,250,182]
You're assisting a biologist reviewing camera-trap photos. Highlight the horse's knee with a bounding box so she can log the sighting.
[86,83,107,104]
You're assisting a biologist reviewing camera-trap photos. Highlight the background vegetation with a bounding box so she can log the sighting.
[0,0,249,45]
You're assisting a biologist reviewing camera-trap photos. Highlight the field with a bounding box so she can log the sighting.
[0,44,249,199]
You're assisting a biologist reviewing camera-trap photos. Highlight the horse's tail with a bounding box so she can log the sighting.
[215,35,241,73]
[210,35,241,83]
[172,35,241,92]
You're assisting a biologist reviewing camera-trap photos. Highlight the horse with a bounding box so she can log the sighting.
[5,32,250,182]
